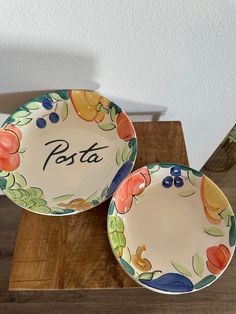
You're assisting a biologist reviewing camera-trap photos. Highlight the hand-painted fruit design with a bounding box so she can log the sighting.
[106,160,133,198]
[58,198,92,211]
[116,111,135,141]
[140,273,193,293]
[131,245,152,271]
[108,215,126,257]
[162,166,184,188]
[114,167,151,214]
[0,124,22,171]
[206,244,231,275]
[70,90,110,122]
[201,176,229,224]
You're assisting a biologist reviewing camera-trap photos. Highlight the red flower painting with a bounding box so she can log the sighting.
[0,124,22,171]
[206,244,231,275]
[115,167,151,214]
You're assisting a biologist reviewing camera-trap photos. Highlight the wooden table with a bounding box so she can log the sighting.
[9,121,188,290]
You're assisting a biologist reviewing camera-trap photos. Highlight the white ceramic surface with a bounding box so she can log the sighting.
[108,163,235,294]
[0,90,137,215]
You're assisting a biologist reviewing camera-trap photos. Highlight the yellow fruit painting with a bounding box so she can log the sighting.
[70,90,110,122]
[201,176,230,224]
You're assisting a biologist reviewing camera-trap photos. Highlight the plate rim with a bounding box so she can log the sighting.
[0,89,138,216]
[107,162,236,294]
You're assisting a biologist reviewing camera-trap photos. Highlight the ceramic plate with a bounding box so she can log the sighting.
[0,90,137,216]
[108,163,236,294]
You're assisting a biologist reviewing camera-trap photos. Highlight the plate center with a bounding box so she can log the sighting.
[124,183,205,272]
[18,102,122,204]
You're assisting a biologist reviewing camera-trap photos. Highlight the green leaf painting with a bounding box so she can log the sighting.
[4,116,15,125]
[50,93,63,101]
[13,183,22,189]
[219,208,233,227]
[5,173,15,189]
[13,110,30,118]
[96,103,102,112]
[115,216,124,233]
[110,106,116,122]
[179,165,190,171]
[108,201,115,215]
[101,185,108,199]
[139,272,153,280]
[194,275,216,290]
[84,186,108,204]
[27,187,44,199]
[108,216,124,233]
[52,194,74,202]
[147,164,157,170]
[24,102,40,110]
[171,261,192,277]
[16,117,32,126]
[191,169,203,177]
[26,199,36,208]
[51,206,65,214]
[17,189,30,200]
[122,246,131,263]
[192,253,204,277]
[108,215,126,258]
[116,148,123,166]
[30,205,51,214]
[5,189,22,199]
[159,163,173,168]
[178,190,195,197]
[98,123,116,131]
[99,106,109,114]
[0,171,9,178]
[55,90,69,100]
[14,199,27,207]
[122,144,131,162]
[120,257,135,276]
[33,198,47,206]
[127,138,137,162]
[4,177,50,212]
[14,172,27,188]
[116,143,133,166]
[0,178,7,190]
[138,270,162,281]
[86,190,99,203]
[204,227,224,237]
[92,199,99,206]
[108,102,122,114]
[61,101,68,121]
[19,148,27,154]
[4,99,40,128]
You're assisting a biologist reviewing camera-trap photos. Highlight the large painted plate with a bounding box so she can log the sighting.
[107,163,235,294]
[0,90,137,215]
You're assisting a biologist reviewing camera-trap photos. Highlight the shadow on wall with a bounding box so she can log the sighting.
[0,46,167,121]
[106,96,167,121]
[0,47,98,119]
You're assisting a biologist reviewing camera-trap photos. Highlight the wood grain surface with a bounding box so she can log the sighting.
[9,121,189,290]
[1,122,236,313]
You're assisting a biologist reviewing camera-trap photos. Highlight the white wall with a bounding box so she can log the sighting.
[0,0,236,169]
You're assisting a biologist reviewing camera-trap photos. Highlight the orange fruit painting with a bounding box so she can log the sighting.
[0,124,22,171]
[70,90,110,123]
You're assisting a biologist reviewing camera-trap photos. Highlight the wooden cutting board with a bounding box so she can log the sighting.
[9,121,188,290]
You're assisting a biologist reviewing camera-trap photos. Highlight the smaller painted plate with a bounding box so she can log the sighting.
[0,90,137,216]
[107,163,236,294]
